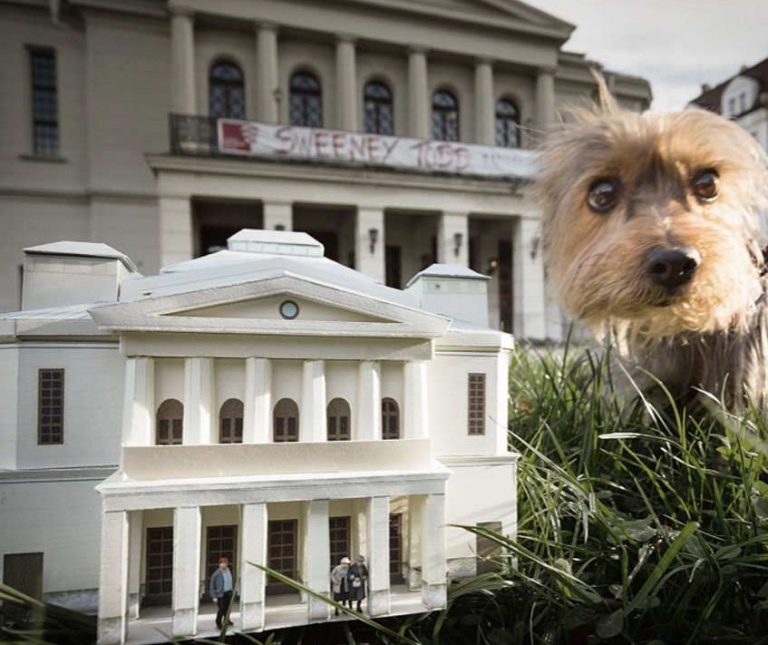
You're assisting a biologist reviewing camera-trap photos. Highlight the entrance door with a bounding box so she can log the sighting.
[498,240,513,332]
[205,525,238,600]
[144,527,173,606]
[267,519,298,595]
[329,516,351,566]
[385,245,402,288]
[3,553,43,599]
[389,513,404,584]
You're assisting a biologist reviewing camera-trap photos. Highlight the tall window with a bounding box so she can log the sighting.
[29,48,59,156]
[495,98,520,148]
[432,89,459,141]
[467,373,486,435]
[273,398,299,442]
[38,368,64,444]
[381,398,400,440]
[289,71,322,127]
[219,398,244,444]
[209,60,245,119]
[363,80,394,135]
[156,399,183,445]
[327,398,351,441]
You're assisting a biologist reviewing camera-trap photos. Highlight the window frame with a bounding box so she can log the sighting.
[156,399,184,445]
[273,398,300,442]
[495,97,521,148]
[431,88,460,142]
[327,397,351,441]
[289,70,323,127]
[208,59,246,120]
[37,368,64,445]
[381,397,400,440]
[219,398,244,444]
[363,80,394,135]
[27,46,59,157]
[467,373,486,436]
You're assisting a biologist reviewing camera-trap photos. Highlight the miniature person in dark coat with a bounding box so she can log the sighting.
[209,556,234,629]
[347,555,368,612]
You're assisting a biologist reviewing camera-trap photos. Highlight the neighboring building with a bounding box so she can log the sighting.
[0,230,518,645]
[0,0,652,340]
[689,56,768,151]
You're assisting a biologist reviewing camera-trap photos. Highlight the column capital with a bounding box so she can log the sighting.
[169,4,195,18]
[336,32,357,44]
[474,57,494,67]
[536,65,557,77]
[254,21,278,33]
[408,45,429,56]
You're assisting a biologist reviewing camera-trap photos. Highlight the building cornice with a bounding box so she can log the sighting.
[0,465,117,483]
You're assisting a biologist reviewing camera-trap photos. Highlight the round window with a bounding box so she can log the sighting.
[279,300,299,320]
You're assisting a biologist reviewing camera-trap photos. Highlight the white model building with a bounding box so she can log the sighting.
[0,229,517,645]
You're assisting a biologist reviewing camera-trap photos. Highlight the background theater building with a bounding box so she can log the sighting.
[0,0,651,339]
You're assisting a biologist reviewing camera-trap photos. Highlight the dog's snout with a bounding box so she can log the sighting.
[647,247,700,290]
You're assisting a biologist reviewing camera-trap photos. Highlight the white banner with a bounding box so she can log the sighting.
[217,119,536,179]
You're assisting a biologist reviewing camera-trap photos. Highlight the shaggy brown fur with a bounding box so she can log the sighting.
[536,78,768,408]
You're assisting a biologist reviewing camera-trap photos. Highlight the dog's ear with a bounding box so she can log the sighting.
[590,69,620,115]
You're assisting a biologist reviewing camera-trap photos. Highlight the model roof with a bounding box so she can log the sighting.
[24,241,138,272]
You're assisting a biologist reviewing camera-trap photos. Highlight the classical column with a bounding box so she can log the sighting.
[421,493,447,609]
[407,495,423,590]
[437,211,469,266]
[336,35,358,131]
[123,357,154,446]
[356,361,381,441]
[535,66,556,140]
[403,361,428,440]
[159,196,193,268]
[255,23,279,123]
[302,500,331,620]
[366,496,391,616]
[301,360,326,442]
[170,8,196,114]
[127,511,144,620]
[183,357,214,444]
[244,358,271,443]
[355,206,385,284]
[172,506,202,638]
[263,200,293,231]
[474,59,495,145]
[513,217,546,340]
[240,502,268,631]
[408,48,430,139]
[97,511,129,645]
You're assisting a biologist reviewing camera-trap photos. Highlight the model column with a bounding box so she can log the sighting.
[474,59,495,145]
[170,7,196,114]
[366,496,391,616]
[172,506,202,638]
[535,66,556,140]
[244,358,271,443]
[437,211,469,266]
[336,35,358,131]
[255,23,279,122]
[97,511,129,645]
[408,48,430,138]
[123,357,155,446]
[301,360,327,442]
[183,357,214,444]
[421,493,447,609]
[355,207,386,284]
[303,499,331,620]
[513,216,546,340]
[403,361,428,439]
[240,502,268,630]
[356,360,382,440]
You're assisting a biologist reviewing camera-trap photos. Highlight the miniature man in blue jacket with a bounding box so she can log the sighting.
[210,556,234,629]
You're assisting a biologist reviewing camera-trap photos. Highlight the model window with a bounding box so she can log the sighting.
[363,80,394,135]
[432,89,459,141]
[219,398,244,444]
[156,399,184,445]
[381,397,400,440]
[209,60,245,119]
[327,398,351,441]
[273,398,299,442]
[38,368,64,445]
[289,71,322,127]
[468,373,486,435]
[495,98,520,148]
[29,47,59,156]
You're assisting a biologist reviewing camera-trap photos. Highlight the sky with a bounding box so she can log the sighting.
[529,0,768,111]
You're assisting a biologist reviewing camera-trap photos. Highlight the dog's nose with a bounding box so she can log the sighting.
[646,247,700,289]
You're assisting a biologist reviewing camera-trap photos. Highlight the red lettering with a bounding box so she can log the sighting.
[349,135,366,162]
[332,132,347,158]
[366,136,382,162]
[313,132,330,157]
[274,127,294,155]
[381,137,399,162]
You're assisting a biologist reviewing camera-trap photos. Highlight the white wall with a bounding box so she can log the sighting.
[0,346,20,469]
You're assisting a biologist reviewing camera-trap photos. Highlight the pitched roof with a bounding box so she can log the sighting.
[24,241,138,271]
[689,56,768,113]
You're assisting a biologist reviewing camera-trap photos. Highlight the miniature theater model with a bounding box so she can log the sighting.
[0,230,517,645]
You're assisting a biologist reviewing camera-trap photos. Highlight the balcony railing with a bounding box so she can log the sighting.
[169,114,220,156]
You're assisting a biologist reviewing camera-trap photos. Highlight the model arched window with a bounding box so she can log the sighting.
[381,398,400,440]
[289,71,322,127]
[156,399,183,445]
[363,80,394,135]
[327,398,351,441]
[432,89,459,141]
[209,61,245,119]
[495,97,520,148]
[219,398,244,444]
[273,398,299,442]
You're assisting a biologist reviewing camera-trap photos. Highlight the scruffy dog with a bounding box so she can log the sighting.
[536,80,768,409]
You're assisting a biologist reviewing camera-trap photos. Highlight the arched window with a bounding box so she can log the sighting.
[432,89,459,141]
[156,399,183,445]
[381,398,400,440]
[219,398,244,444]
[209,60,245,119]
[327,398,351,441]
[289,71,322,127]
[363,81,394,135]
[273,398,299,442]
[495,98,520,148]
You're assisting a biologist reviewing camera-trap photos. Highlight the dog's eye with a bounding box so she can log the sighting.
[587,178,621,214]
[691,169,719,202]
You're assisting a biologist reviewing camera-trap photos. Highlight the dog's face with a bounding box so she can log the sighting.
[537,104,768,340]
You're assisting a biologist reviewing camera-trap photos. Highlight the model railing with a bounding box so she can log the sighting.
[169,113,221,156]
